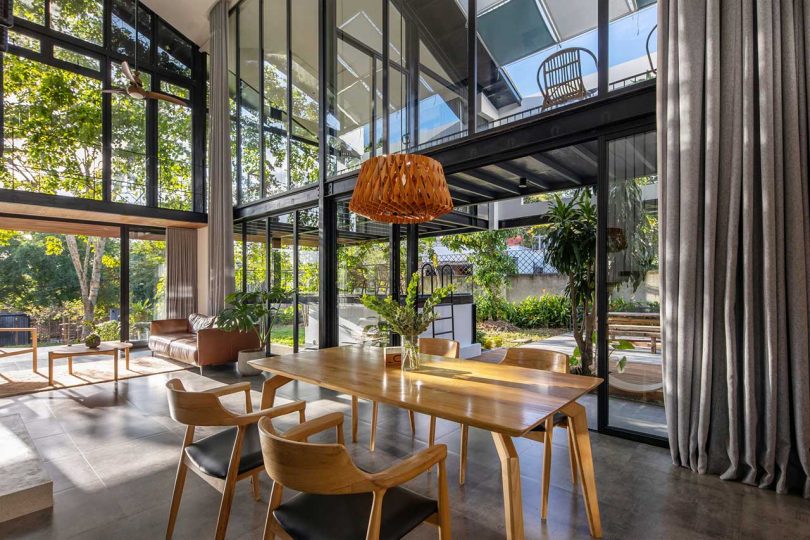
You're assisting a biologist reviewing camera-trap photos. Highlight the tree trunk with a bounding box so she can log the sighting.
[65,235,106,337]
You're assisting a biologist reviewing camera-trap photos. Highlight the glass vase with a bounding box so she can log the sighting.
[402,336,421,371]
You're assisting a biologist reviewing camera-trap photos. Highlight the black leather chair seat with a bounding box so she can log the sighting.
[531,412,568,432]
[274,486,438,540]
[184,424,263,479]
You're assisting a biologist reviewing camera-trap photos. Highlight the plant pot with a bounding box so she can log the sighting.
[237,349,266,376]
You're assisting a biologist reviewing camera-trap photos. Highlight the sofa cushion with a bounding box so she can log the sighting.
[167,337,198,365]
[148,332,194,357]
[188,313,216,333]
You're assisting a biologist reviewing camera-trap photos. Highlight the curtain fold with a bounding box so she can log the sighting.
[659,0,810,497]
[166,227,197,319]
[207,0,235,315]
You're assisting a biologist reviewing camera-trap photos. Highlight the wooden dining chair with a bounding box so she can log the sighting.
[258,413,452,540]
[164,378,308,540]
[355,338,460,453]
[500,347,577,522]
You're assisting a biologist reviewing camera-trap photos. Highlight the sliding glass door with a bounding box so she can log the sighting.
[128,228,166,344]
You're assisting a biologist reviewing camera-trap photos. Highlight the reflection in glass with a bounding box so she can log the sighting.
[111,0,152,61]
[157,21,193,78]
[606,130,663,437]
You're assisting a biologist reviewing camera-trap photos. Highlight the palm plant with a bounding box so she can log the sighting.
[216,286,291,355]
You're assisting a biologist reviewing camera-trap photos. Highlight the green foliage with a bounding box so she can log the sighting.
[542,190,597,375]
[607,176,658,290]
[216,286,292,351]
[570,332,635,373]
[95,320,121,341]
[609,298,660,313]
[440,230,516,318]
[508,294,570,329]
[361,272,453,339]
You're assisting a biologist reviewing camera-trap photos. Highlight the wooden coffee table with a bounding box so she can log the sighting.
[46,341,133,386]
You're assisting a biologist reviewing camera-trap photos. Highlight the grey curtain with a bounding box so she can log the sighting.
[166,227,198,319]
[659,0,810,496]
[207,0,235,315]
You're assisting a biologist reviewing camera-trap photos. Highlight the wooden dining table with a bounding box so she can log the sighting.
[250,345,603,539]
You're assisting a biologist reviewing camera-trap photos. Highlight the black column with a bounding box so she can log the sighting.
[406,224,418,281]
[389,223,401,345]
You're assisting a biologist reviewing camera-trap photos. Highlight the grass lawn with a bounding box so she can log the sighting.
[477,320,568,349]
[270,325,294,347]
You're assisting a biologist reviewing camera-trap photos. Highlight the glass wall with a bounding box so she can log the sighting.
[609,0,657,89]
[605,130,663,437]
[298,208,320,349]
[237,0,262,204]
[263,0,289,196]
[290,0,320,189]
[128,229,166,343]
[3,0,202,211]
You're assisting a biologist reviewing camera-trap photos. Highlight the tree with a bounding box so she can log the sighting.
[62,236,107,337]
[542,190,597,375]
[439,230,517,320]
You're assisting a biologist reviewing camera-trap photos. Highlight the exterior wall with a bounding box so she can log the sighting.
[505,271,660,304]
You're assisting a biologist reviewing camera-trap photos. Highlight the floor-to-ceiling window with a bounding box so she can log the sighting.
[128,228,166,343]
[2,0,203,211]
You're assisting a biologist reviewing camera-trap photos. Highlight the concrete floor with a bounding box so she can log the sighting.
[0,365,806,539]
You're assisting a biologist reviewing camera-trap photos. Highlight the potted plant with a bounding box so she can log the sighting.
[216,286,291,376]
[361,272,453,371]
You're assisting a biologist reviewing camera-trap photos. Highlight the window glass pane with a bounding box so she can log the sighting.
[53,46,101,71]
[50,0,103,45]
[388,6,407,153]
[415,0,467,148]
[290,0,319,188]
[157,21,193,78]
[245,219,267,292]
[263,0,288,195]
[14,0,45,25]
[476,0,598,131]
[234,222,245,290]
[228,13,239,204]
[129,229,166,342]
[331,0,382,175]
[8,31,40,52]
[160,80,189,100]
[238,0,261,203]
[298,208,319,349]
[269,214,294,351]
[158,99,193,210]
[606,130,663,437]
[0,54,102,199]
[609,0,657,89]
[111,0,152,61]
[111,63,150,205]
[337,200,391,345]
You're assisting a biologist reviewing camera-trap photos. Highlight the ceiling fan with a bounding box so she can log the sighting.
[102,60,187,106]
[101,4,187,106]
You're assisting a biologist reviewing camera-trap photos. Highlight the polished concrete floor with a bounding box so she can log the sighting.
[0,364,807,539]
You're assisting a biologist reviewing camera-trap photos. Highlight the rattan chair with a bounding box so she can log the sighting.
[258,413,451,540]
[537,47,597,110]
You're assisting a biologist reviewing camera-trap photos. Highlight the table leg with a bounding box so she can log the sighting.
[32,329,38,374]
[351,395,359,443]
[113,351,119,382]
[491,432,524,540]
[48,353,54,386]
[561,402,602,538]
[125,347,130,370]
[68,356,73,375]
[260,375,293,410]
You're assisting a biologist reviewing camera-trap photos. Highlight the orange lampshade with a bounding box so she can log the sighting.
[349,154,454,224]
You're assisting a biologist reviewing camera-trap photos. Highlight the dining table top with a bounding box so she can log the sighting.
[250,345,602,437]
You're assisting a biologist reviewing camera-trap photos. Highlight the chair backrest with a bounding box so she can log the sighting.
[165,379,240,427]
[258,417,373,494]
[646,24,657,73]
[419,337,460,358]
[500,347,569,374]
[537,47,596,109]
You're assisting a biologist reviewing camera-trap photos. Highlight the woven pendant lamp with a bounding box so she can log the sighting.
[349,154,454,224]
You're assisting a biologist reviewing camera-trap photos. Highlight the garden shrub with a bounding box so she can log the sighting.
[95,320,121,341]
[609,298,660,313]
[507,294,570,329]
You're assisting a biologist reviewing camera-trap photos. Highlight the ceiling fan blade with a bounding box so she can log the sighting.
[121,61,137,84]
[101,87,127,94]
[145,91,189,107]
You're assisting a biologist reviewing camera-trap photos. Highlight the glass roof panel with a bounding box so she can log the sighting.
[477,0,555,66]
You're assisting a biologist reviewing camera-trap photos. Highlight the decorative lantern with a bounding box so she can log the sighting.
[349,154,454,224]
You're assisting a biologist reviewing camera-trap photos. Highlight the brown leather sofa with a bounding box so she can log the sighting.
[148,317,259,368]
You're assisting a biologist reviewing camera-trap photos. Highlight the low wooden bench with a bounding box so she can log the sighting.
[607,312,661,353]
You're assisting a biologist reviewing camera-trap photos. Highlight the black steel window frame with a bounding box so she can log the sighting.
[2,0,206,213]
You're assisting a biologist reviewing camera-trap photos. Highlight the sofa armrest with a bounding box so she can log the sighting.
[150,319,190,335]
[196,328,260,366]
